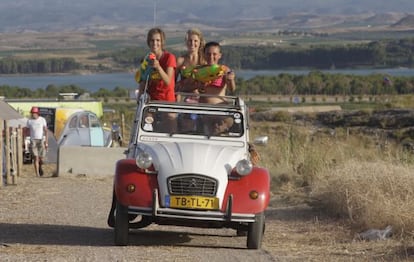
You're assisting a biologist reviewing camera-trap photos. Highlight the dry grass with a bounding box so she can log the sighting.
[2,123,414,260]
[312,161,414,236]
[251,120,414,240]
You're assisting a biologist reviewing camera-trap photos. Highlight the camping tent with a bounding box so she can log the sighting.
[1,99,23,184]
[1,100,57,164]
[0,99,23,120]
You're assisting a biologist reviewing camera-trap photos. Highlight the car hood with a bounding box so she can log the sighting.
[139,142,246,176]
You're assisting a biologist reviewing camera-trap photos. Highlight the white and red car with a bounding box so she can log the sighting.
[108,93,270,249]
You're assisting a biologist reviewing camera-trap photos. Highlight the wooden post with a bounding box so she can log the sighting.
[0,120,4,187]
[17,125,23,177]
[5,121,12,185]
[11,128,17,185]
[121,113,125,145]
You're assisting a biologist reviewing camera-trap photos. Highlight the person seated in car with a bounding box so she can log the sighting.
[79,115,89,128]
[177,113,199,134]
[202,115,260,164]
[203,116,234,136]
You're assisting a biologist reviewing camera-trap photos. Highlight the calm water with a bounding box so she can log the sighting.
[1,68,413,92]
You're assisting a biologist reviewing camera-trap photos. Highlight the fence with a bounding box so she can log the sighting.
[1,120,23,186]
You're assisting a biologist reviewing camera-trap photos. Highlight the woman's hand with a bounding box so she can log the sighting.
[151,59,160,71]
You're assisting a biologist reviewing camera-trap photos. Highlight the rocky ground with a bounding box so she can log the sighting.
[0,164,413,261]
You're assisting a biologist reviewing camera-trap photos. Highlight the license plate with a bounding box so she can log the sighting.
[166,195,219,210]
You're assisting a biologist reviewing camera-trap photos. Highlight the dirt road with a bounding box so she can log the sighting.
[0,165,408,261]
[1,166,276,261]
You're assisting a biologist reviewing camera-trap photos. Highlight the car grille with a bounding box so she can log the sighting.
[168,174,218,196]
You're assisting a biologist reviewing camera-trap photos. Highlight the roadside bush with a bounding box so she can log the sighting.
[251,120,414,237]
[271,111,292,122]
[250,110,292,122]
[251,123,338,190]
[312,160,414,236]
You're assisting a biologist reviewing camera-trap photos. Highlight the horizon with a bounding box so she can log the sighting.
[0,0,413,32]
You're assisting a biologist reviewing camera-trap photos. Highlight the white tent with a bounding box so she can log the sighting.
[1,99,23,183]
[7,117,28,128]
[0,99,23,120]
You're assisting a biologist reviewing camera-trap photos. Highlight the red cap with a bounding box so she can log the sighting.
[30,107,39,114]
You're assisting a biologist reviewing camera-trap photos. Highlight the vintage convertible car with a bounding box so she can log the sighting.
[108,92,270,249]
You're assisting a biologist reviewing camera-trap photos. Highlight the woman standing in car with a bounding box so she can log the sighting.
[138,27,177,132]
[138,27,176,102]
[175,28,206,102]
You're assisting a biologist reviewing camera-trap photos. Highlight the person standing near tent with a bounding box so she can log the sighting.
[27,106,48,177]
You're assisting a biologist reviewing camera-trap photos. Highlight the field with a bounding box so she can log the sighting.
[1,22,414,73]
[249,117,414,257]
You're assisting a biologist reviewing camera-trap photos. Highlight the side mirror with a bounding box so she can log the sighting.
[253,136,268,145]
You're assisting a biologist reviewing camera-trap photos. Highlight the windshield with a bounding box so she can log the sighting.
[141,106,244,137]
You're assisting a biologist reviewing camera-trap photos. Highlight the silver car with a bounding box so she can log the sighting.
[57,111,112,147]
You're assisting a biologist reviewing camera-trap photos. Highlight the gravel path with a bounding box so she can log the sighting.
[0,165,277,262]
[2,165,407,261]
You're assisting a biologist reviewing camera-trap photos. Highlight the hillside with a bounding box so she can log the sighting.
[392,14,414,28]
[0,0,413,32]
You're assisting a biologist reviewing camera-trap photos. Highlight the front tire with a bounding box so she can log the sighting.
[114,201,129,246]
[247,212,265,249]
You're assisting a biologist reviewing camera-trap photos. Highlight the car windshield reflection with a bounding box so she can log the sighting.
[141,106,244,137]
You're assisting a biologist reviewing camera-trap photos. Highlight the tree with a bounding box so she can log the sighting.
[45,84,59,97]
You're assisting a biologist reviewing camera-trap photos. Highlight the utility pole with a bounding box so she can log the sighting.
[153,1,157,27]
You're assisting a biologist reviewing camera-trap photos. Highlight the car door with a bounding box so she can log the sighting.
[77,113,91,146]
[88,113,104,146]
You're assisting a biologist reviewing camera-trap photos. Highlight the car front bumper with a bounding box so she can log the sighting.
[127,189,256,223]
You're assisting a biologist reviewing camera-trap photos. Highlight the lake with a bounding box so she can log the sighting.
[1,68,413,92]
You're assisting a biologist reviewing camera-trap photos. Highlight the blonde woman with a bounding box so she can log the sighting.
[175,28,206,101]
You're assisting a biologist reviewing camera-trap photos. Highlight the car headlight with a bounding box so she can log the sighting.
[236,159,253,176]
[135,151,153,169]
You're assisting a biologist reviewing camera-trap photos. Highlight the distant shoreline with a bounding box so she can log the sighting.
[1,68,414,92]
[0,66,412,78]
[0,70,130,78]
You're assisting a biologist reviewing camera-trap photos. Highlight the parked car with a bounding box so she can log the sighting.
[57,111,112,147]
[108,92,270,249]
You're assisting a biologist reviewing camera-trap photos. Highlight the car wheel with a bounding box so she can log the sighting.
[107,190,116,228]
[247,212,265,249]
[114,201,129,246]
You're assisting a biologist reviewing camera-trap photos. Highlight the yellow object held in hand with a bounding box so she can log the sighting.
[134,53,160,83]
[181,64,229,84]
